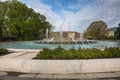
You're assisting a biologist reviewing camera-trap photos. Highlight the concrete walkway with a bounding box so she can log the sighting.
[0,71,120,80]
[0,50,120,79]
[0,52,38,59]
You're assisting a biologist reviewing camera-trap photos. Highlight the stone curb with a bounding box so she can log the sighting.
[0,58,120,74]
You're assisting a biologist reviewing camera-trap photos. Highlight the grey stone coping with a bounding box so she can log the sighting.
[0,71,120,80]
[0,58,120,74]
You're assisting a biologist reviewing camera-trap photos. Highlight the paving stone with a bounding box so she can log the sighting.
[114,72,120,76]
[14,53,38,59]
[0,72,8,75]
[18,73,36,78]
[86,72,119,79]
[1,52,26,58]
[54,74,87,79]
[35,74,53,78]
[0,75,119,80]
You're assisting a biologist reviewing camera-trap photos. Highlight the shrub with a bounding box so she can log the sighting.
[36,46,120,59]
[104,47,120,58]
[36,48,52,59]
[0,48,9,55]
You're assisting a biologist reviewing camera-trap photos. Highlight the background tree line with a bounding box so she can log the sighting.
[84,21,108,39]
[84,21,120,40]
[0,0,52,41]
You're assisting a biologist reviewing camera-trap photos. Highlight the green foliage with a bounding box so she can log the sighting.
[36,46,120,59]
[104,47,120,58]
[36,48,52,59]
[0,48,9,55]
[84,21,108,39]
[0,0,52,40]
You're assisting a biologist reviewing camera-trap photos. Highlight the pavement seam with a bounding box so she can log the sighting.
[53,74,54,79]
[34,73,38,78]
[12,52,29,58]
[114,72,120,77]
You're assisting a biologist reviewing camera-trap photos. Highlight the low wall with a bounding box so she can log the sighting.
[0,58,120,74]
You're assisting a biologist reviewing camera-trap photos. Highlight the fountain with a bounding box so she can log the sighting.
[46,28,48,39]
[34,31,98,45]
[34,19,98,45]
[0,36,120,50]
[1,20,120,50]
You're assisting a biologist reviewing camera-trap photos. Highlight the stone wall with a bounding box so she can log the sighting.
[0,58,120,74]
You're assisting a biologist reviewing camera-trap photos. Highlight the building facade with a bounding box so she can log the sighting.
[50,31,80,40]
[108,23,120,39]
[107,29,114,37]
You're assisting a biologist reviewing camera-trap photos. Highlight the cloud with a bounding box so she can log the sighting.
[94,0,120,27]
[0,0,21,1]
[60,5,97,32]
[1,0,120,32]
[21,0,63,31]
[0,0,5,1]
[60,0,120,32]
[55,0,62,8]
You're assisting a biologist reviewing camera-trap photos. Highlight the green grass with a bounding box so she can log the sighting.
[36,46,120,59]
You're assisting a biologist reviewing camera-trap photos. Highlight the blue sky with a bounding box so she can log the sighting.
[1,0,120,32]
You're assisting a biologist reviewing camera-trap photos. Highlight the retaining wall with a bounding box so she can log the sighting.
[0,58,120,74]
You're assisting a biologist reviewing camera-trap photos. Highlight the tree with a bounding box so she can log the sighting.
[0,1,6,40]
[0,0,52,40]
[0,20,2,40]
[84,21,108,39]
[0,2,2,40]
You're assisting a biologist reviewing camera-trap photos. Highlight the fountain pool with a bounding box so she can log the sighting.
[0,41,120,50]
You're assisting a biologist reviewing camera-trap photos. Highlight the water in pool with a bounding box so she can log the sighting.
[0,41,120,50]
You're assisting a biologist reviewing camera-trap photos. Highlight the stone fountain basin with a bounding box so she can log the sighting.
[0,58,119,74]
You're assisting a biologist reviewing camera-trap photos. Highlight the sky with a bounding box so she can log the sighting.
[1,0,120,32]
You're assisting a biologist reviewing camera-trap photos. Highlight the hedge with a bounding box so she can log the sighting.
[36,46,120,59]
[0,48,9,56]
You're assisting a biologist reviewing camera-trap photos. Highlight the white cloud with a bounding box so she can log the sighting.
[55,0,62,8]
[0,0,21,1]
[95,0,120,27]
[2,0,119,32]
[60,5,97,32]
[60,0,120,32]
[21,0,63,31]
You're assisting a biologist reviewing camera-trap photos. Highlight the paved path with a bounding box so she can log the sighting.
[0,71,120,80]
[0,51,120,79]
[0,75,120,80]
[0,52,38,59]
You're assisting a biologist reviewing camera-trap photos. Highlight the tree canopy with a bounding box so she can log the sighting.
[84,21,108,39]
[0,0,52,40]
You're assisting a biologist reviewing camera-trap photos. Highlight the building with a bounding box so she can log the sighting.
[119,23,120,27]
[107,29,115,37]
[108,23,120,39]
[50,31,80,40]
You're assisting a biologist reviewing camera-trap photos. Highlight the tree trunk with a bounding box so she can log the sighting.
[0,20,2,40]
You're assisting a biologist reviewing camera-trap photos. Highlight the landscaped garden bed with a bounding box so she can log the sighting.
[36,46,120,59]
[0,48,9,56]
[0,47,119,74]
